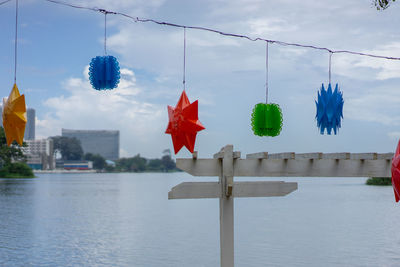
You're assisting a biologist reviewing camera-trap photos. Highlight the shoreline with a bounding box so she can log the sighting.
[34,169,97,174]
[33,170,181,174]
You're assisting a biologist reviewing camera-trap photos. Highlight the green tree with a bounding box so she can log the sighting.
[113,151,178,173]
[116,154,147,172]
[374,0,395,10]
[148,158,163,171]
[0,127,27,167]
[84,153,106,170]
[129,154,147,172]
[0,127,33,178]
[161,155,176,171]
[162,149,171,156]
[50,136,84,160]
[0,162,34,178]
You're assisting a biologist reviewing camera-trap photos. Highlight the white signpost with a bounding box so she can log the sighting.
[169,144,393,267]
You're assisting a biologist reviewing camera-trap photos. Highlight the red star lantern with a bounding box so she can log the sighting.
[392,139,400,202]
[165,90,205,154]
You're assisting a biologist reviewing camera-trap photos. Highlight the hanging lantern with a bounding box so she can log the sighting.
[165,90,205,154]
[165,28,205,154]
[89,55,120,90]
[3,0,27,146]
[88,11,120,90]
[315,83,344,135]
[251,103,283,137]
[250,42,283,137]
[392,139,400,202]
[2,84,27,146]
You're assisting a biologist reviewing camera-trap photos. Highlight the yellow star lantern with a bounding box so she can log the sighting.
[2,83,26,146]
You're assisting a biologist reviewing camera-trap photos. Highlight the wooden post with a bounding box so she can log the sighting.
[219,145,234,267]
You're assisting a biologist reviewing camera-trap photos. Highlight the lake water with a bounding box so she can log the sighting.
[0,173,399,267]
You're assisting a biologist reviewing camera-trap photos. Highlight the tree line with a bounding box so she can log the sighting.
[50,136,179,172]
[0,127,34,178]
[112,153,178,172]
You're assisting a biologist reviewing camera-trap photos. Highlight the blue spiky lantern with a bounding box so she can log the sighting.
[89,55,120,90]
[315,83,344,135]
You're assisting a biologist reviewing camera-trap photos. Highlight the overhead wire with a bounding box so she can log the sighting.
[40,0,400,62]
[0,0,12,6]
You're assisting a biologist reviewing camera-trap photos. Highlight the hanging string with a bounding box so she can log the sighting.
[97,9,110,55]
[329,52,332,84]
[265,41,269,104]
[98,9,116,54]
[104,12,107,55]
[14,0,18,84]
[183,27,186,91]
[42,0,400,62]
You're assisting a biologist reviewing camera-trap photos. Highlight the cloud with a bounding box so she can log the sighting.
[247,18,299,36]
[104,0,400,85]
[65,0,166,15]
[345,85,400,125]
[36,66,168,157]
[354,43,400,80]
[328,42,400,81]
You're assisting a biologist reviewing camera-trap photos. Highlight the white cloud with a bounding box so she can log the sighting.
[36,66,168,157]
[247,18,298,36]
[330,42,400,81]
[64,0,166,15]
[346,85,400,125]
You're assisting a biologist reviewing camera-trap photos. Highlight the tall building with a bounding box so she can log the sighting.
[25,108,35,140]
[62,128,119,161]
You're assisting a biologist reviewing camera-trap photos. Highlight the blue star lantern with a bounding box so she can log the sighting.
[315,83,344,135]
[89,55,120,90]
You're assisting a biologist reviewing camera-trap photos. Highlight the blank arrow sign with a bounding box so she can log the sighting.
[168,181,298,199]
[234,181,297,198]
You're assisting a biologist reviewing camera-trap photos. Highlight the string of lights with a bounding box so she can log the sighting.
[2,0,400,62]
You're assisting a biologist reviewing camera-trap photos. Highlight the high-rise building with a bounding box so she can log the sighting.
[25,108,35,140]
[62,128,120,161]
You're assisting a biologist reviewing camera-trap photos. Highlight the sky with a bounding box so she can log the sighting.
[0,0,399,159]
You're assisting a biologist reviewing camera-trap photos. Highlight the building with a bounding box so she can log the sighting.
[25,108,35,140]
[62,129,119,161]
[63,160,93,170]
[0,105,35,140]
[23,139,55,170]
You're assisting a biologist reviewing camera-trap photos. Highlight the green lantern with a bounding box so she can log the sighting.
[251,42,283,137]
[251,103,283,137]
